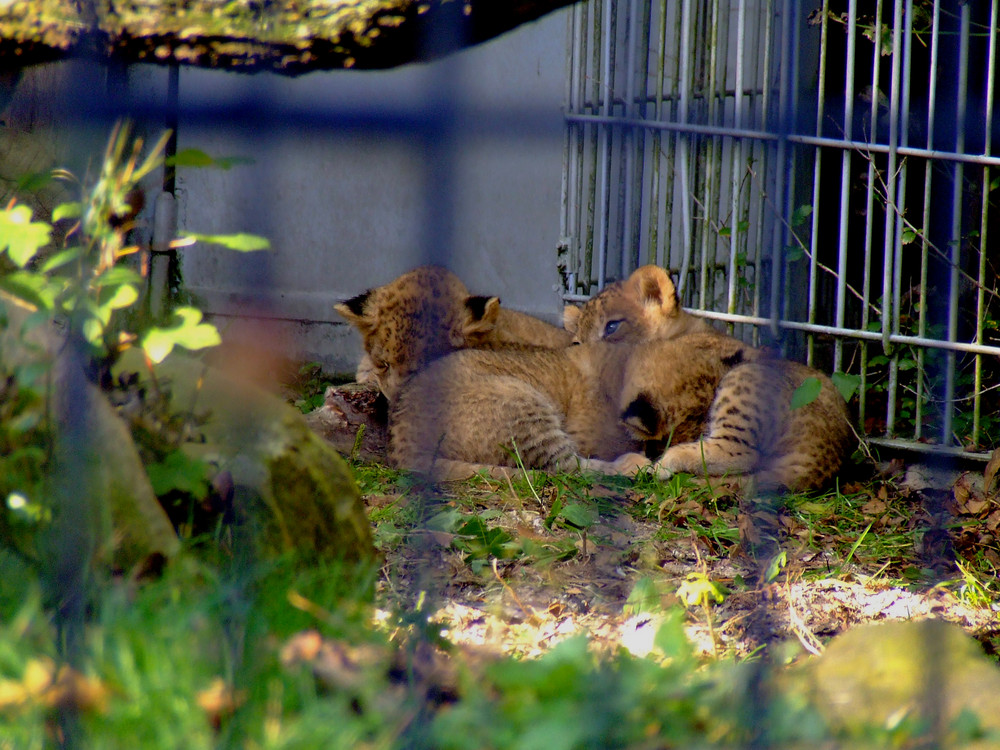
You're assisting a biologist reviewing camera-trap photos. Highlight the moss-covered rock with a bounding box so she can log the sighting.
[788,619,1000,744]
[1,302,180,571]
[119,348,374,562]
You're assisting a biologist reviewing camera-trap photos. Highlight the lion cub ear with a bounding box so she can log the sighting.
[630,265,681,317]
[335,290,375,334]
[621,392,665,440]
[562,304,582,335]
[461,295,502,338]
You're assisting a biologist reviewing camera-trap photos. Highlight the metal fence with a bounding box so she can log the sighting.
[561,0,1000,461]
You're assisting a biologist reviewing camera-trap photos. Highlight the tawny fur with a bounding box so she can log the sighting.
[335,266,571,399]
[563,265,714,344]
[390,334,757,481]
[568,265,854,491]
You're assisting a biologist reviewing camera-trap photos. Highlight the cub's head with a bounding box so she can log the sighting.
[335,266,502,399]
[563,265,711,344]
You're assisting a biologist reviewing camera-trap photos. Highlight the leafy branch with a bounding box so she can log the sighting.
[0,120,270,366]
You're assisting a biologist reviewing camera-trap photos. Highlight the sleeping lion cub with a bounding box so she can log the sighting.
[390,334,759,481]
[335,265,571,399]
[565,265,855,491]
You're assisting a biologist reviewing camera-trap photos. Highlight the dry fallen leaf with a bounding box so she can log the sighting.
[861,498,888,516]
[985,447,1000,498]
[0,658,109,714]
[197,678,246,729]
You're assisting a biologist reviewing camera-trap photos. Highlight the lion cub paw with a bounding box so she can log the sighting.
[608,452,653,476]
[649,461,676,481]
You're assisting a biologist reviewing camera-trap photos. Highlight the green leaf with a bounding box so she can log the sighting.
[623,576,660,617]
[718,227,731,237]
[142,306,221,363]
[426,508,464,533]
[185,232,270,252]
[146,450,212,497]
[165,149,253,170]
[785,245,805,262]
[16,171,53,193]
[791,204,813,227]
[0,271,58,310]
[52,202,82,222]
[763,549,787,583]
[544,495,564,529]
[901,228,917,244]
[165,148,214,168]
[0,205,51,267]
[653,609,694,662]
[97,283,138,311]
[677,572,727,607]
[39,246,84,272]
[790,376,822,410]
[82,316,105,344]
[830,371,861,402]
[557,501,597,529]
[94,266,142,287]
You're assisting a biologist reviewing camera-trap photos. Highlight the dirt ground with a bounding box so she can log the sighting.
[371,475,1000,662]
[307,382,1000,661]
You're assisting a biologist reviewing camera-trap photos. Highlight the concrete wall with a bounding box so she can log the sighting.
[169,11,571,374]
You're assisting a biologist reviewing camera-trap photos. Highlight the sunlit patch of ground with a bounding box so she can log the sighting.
[356,461,1000,661]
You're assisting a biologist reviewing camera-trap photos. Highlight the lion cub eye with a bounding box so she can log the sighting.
[603,319,624,338]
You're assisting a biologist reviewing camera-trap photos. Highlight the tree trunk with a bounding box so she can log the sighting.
[0,0,579,74]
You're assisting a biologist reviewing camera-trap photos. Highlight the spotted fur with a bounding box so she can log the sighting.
[568,265,854,491]
[335,266,572,399]
[389,335,752,481]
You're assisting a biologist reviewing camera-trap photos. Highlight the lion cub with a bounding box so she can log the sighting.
[563,265,713,344]
[390,334,757,480]
[567,265,854,491]
[335,266,572,399]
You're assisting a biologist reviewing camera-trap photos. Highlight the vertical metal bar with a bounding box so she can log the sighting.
[890,0,913,439]
[633,0,652,269]
[835,0,857,376]
[572,0,589,292]
[915,0,940,441]
[595,0,616,289]
[857,0,881,433]
[974,0,998,446]
[779,0,803,353]
[805,0,830,365]
[560,6,580,292]
[698,0,721,309]
[769,0,794,336]
[649,0,667,268]
[751,0,775,345]
[584,0,602,289]
[619,0,639,277]
[882,0,902,437]
[612,0,639,278]
[727,0,748,322]
[675,0,695,295]
[861,0,888,430]
[661,4,682,277]
[942,5,971,445]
